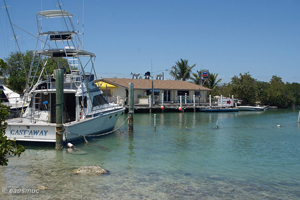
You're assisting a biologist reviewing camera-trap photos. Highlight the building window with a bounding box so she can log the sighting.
[102,90,111,97]
[177,90,189,96]
[147,89,160,96]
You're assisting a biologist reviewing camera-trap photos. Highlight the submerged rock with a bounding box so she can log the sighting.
[72,165,109,175]
[37,185,49,190]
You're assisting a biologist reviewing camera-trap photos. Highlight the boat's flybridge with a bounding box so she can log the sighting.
[35,10,96,57]
[37,10,74,18]
[36,49,95,58]
[25,9,103,123]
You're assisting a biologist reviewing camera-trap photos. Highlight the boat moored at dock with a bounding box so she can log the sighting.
[237,105,269,111]
[5,8,124,143]
[199,107,238,112]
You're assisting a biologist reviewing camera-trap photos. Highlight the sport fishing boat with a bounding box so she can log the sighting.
[4,8,125,142]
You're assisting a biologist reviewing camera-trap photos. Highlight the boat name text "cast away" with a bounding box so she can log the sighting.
[10,129,48,136]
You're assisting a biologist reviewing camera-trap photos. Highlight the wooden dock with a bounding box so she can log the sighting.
[124,103,237,113]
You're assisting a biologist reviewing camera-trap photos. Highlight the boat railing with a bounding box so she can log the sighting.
[104,96,126,106]
[91,102,124,114]
[65,73,82,88]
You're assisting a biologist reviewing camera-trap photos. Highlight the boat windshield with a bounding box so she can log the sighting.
[92,94,108,106]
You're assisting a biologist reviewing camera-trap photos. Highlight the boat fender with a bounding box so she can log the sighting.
[67,142,74,148]
[67,142,75,153]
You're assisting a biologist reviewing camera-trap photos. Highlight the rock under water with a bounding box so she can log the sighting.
[72,166,109,175]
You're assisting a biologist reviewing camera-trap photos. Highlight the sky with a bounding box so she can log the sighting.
[0,0,299,84]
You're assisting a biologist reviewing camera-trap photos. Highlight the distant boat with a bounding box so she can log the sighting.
[0,84,28,118]
[237,105,269,111]
[199,108,238,112]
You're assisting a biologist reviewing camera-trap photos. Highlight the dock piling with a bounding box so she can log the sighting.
[55,69,64,149]
[193,95,195,112]
[220,95,223,107]
[154,114,156,131]
[179,95,182,110]
[149,95,152,114]
[161,93,164,112]
[128,83,134,132]
[298,107,300,124]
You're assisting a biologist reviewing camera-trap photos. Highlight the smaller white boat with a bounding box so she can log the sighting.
[0,84,28,118]
[237,105,269,111]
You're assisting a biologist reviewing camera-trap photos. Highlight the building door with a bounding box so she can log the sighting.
[163,90,171,102]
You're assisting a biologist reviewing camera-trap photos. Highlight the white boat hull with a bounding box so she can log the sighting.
[64,108,124,141]
[5,108,124,143]
[237,106,268,111]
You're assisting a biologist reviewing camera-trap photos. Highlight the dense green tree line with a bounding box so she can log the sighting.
[212,73,300,107]
[169,59,299,108]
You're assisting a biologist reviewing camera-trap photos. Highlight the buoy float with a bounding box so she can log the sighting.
[178,107,182,111]
[67,142,74,148]
[160,106,164,110]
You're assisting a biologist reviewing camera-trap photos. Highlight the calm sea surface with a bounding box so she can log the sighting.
[1,108,300,199]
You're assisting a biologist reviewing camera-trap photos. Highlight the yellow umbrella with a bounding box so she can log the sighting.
[95,81,118,89]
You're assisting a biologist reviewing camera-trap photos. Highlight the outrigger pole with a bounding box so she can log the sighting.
[2,0,28,82]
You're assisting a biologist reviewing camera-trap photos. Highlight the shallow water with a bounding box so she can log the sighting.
[1,108,300,199]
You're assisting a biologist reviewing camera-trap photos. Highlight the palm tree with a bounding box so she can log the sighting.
[203,73,222,89]
[190,70,201,85]
[169,59,196,81]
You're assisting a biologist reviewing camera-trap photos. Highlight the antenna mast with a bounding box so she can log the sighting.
[82,0,85,49]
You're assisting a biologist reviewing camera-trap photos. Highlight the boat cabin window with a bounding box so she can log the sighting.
[92,94,108,106]
[0,89,8,102]
[50,34,72,40]
[82,74,94,82]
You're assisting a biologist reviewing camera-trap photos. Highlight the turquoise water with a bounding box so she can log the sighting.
[1,109,300,199]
